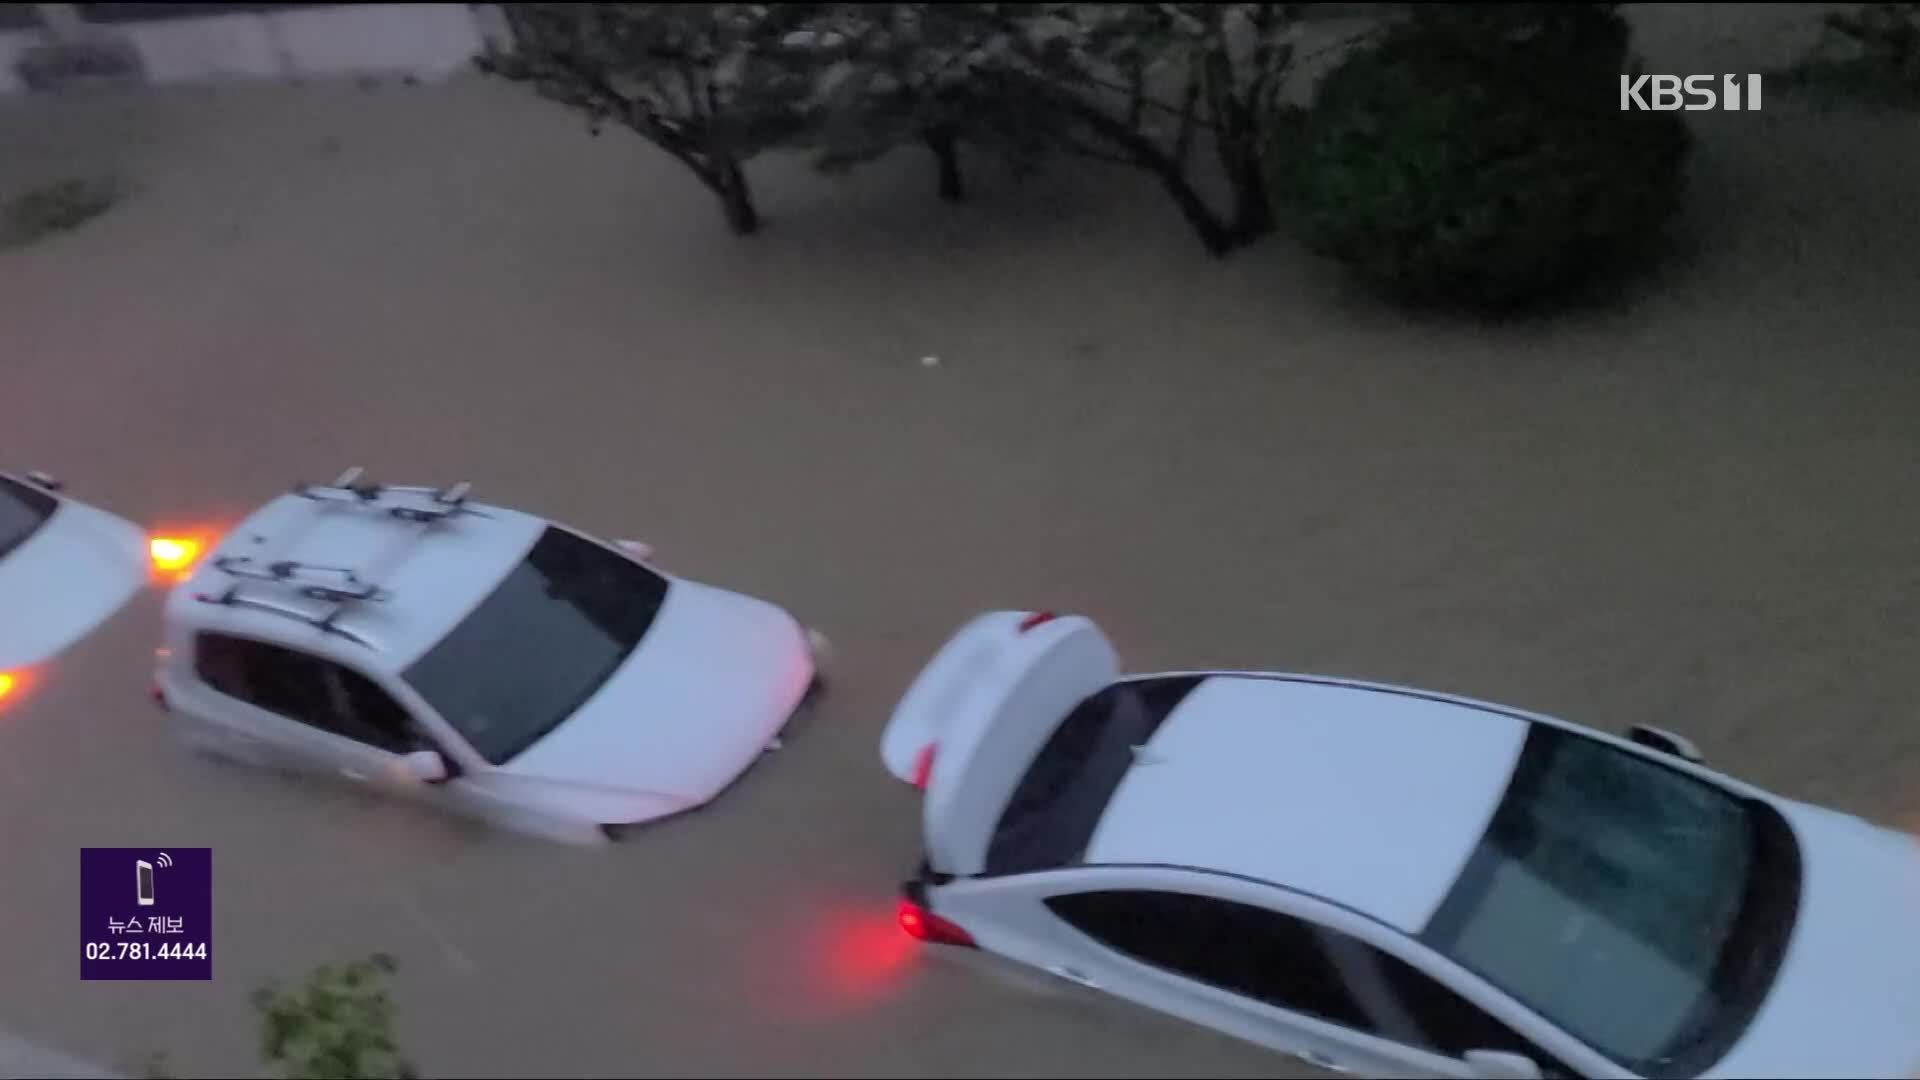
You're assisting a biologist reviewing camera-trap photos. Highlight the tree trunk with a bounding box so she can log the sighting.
[1215,106,1273,242]
[1155,167,1234,256]
[1205,52,1275,245]
[1051,93,1236,256]
[1010,70,1242,256]
[708,159,760,236]
[1223,137,1273,243]
[925,127,965,202]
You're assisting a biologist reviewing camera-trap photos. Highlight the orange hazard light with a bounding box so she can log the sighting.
[149,536,203,576]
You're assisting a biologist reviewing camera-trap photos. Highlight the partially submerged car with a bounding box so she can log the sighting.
[153,468,828,844]
[881,610,1920,1079]
[0,469,159,703]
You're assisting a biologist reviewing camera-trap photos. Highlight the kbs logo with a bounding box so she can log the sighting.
[1620,74,1762,111]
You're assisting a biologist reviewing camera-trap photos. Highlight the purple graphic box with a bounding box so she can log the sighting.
[80,848,212,980]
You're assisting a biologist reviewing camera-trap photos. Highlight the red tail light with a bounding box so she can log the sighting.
[909,744,937,790]
[1018,611,1058,633]
[897,899,975,947]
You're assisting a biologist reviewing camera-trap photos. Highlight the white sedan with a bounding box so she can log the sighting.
[153,468,828,845]
[0,469,157,703]
[880,611,1920,1079]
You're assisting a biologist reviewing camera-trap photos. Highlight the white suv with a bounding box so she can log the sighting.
[153,468,828,845]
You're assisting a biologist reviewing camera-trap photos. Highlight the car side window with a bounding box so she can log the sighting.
[1319,932,1577,1078]
[1044,890,1377,1033]
[316,662,420,755]
[0,473,57,559]
[195,632,329,721]
[195,633,421,755]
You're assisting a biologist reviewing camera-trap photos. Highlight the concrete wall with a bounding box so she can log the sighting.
[2,3,499,94]
[0,30,37,94]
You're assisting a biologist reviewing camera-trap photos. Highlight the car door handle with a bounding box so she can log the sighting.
[1046,964,1098,988]
[339,767,369,782]
[1299,1050,1353,1074]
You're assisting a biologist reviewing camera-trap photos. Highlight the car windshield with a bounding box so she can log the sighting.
[1421,724,1801,1078]
[986,675,1203,875]
[0,475,57,560]
[403,526,670,765]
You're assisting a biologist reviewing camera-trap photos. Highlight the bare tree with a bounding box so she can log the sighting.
[481,4,824,234]
[803,3,1342,254]
[482,3,1369,253]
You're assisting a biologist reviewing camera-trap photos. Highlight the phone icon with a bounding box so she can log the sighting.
[136,860,155,906]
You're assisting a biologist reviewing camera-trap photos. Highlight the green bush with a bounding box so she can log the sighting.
[15,39,143,92]
[2,177,118,247]
[1279,4,1690,310]
[252,953,419,1080]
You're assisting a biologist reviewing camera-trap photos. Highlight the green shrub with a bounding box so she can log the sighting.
[1279,4,1690,311]
[2,177,118,247]
[252,953,419,1080]
[15,39,143,92]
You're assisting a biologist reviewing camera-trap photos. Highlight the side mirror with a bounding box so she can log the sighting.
[401,749,449,784]
[1463,1049,1543,1080]
[616,539,654,561]
[25,470,64,492]
[1628,723,1704,764]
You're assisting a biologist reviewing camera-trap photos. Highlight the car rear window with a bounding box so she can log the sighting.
[0,475,57,560]
[985,675,1203,875]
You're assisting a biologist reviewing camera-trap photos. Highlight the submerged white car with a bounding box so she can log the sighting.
[0,469,153,702]
[880,611,1920,1080]
[153,468,827,845]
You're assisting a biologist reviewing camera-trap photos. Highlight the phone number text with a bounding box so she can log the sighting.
[85,941,208,961]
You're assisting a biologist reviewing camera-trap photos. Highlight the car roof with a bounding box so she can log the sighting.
[1083,674,1529,934]
[170,492,549,670]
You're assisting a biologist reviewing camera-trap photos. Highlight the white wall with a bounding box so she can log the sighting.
[126,12,283,83]
[0,29,40,94]
[2,3,497,94]
[260,3,490,82]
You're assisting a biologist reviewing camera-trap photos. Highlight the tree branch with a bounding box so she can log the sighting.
[1291,22,1385,75]
[923,4,1225,132]
[1171,66,1201,168]
[1203,47,1239,184]
[1246,6,1284,113]
[676,59,704,118]
[1058,132,1150,167]
[531,44,718,178]
[1125,53,1145,129]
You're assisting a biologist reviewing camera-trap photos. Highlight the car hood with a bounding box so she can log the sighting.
[502,579,815,803]
[1704,800,1920,1079]
[0,500,147,669]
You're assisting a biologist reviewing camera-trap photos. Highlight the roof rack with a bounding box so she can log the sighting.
[208,554,389,604]
[195,586,377,648]
[293,466,479,524]
[193,465,475,648]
